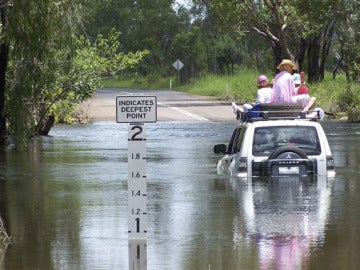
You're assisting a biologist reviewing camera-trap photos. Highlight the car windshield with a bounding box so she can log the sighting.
[252,126,321,156]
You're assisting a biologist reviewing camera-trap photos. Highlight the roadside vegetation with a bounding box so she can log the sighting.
[1,0,360,149]
[103,69,359,120]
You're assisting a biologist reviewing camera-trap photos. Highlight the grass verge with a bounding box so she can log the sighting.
[102,70,360,117]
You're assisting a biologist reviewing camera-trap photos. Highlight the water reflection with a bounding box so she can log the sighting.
[129,240,147,270]
[232,176,332,269]
[0,122,130,269]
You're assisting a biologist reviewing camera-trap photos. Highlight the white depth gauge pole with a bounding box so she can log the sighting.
[116,96,157,270]
[128,124,147,238]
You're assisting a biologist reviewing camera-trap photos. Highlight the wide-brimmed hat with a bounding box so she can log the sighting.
[277,59,298,70]
[257,75,268,84]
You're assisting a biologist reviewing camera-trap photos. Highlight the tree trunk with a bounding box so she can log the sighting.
[319,19,335,81]
[0,44,9,147]
[272,43,283,71]
[296,38,308,72]
[0,4,10,147]
[37,114,55,136]
[307,35,321,83]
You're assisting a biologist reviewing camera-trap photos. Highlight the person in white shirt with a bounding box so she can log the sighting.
[232,74,272,114]
[256,74,273,103]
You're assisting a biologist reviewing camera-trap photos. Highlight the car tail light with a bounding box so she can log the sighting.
[238,157,247,173]
[326,155,335,170]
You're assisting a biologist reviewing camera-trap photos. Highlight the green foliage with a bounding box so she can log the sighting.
[84,0,360,84]
[212,33,239,75]
[5,0,78,149]
[175,68,268,102]
[85,0,179,74]
[333,82,360,121]
[47,29,148,123]
[3,0,148,149]
[336,88,358,112]
[347,105,360,122]
[208,0,349,82]
[102,75,176,90]
[171,26,208,82]
[3,0,360,150]
[109,69,360,121]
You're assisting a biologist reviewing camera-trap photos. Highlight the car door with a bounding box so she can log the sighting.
[217,127,242,174]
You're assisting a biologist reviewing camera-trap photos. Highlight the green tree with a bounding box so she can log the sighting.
[331,0,360,82]
[0,1,147,149]
[86,0,181,76]
[171,26,208,82]
[213,34,239,75]
[42,30,148,125]
[203,0,343,82]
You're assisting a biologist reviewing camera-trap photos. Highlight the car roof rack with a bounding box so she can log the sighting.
[238,110,321,122]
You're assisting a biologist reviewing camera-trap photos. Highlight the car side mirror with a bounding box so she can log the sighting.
[214,144,227,154]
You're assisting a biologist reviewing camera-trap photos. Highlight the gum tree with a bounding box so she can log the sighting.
[202,0,342,82]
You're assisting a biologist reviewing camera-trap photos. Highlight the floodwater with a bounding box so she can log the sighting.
[0,120,360,270]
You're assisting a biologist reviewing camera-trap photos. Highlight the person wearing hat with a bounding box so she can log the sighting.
[292,73,311,108]
[231,74,273,116]
[256,74,273,103]
[271,59,298,103]
[290,72,323,119]
[292,72,318,111]
[293,72,309,95]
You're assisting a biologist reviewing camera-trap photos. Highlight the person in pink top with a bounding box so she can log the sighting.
[271,59,298,103]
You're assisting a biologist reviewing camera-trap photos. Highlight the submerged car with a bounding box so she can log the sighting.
[214,105,335,178]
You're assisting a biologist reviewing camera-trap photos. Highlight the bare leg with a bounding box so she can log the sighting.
[232,102,241,114]
[303,97,316,111]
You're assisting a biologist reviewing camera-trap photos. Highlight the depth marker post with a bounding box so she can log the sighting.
[116,96,157,269]
[127,124,147,238]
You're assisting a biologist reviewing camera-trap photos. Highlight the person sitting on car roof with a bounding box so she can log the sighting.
[231,74,273,114]
[272,60,321,117]
[271,59,297,103]
[292,72,324,119]
[292,72,316,111]
[256,74,273,104]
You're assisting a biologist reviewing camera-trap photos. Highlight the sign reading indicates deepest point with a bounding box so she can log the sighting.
[116,96,157,123]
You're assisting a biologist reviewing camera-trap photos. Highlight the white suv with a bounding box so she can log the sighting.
[214,107,335,178]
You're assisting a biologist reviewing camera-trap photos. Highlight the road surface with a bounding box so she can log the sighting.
[80,88,236,122]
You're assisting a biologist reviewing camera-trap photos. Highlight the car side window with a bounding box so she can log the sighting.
[234,127,246,153]
[228,126,246,154]
[228,128,240,154]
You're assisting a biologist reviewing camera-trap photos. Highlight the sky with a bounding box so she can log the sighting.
[173,0,192,9]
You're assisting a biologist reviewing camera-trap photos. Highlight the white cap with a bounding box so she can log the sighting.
[293,73,301,85]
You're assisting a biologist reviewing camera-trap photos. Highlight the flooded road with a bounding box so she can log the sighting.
[1,94,360,269]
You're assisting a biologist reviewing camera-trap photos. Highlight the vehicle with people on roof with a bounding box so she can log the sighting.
[214,103,335,178]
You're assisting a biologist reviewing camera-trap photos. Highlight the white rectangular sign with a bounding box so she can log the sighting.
[116,96,157,123]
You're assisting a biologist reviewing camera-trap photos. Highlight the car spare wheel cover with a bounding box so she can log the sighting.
[260,103,302,111]
[268,146,308,159]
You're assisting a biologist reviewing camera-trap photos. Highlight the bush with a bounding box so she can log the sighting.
[348,105,360,122]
